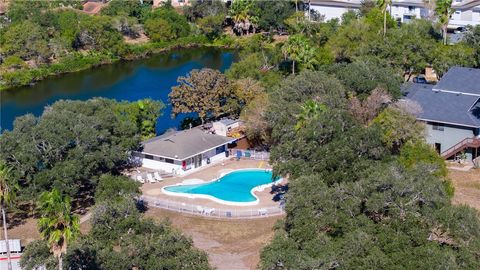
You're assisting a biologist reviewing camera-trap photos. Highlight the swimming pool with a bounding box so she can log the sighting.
[163,169,280,205]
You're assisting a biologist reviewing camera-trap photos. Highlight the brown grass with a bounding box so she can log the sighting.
[145,208,281,270]
[3,207,280,269]
[449,169,480,211]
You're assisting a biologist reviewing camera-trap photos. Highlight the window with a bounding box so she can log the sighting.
[165,158,174,164]
[144,154,154,160]
[215,145,226,155]
[154,156,165,162]
[432,123,444,131]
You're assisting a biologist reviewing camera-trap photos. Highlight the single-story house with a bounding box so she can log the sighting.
[212,118,243,137]
[404,67,480,160]
[133,128,236,175]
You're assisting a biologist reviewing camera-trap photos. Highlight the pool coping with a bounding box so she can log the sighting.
[161,168,283,206]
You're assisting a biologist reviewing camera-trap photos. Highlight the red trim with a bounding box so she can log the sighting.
[0,256,21,260]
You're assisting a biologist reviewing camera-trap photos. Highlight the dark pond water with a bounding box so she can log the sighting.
[0,47,236,134]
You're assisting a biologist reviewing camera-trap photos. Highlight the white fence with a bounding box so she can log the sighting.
[230,149,270,161]
[140,195,284,219]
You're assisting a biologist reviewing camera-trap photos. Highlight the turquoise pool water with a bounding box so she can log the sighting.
[164,169,277,203]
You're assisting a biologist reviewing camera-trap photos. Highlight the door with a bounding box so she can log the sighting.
[435,143,441,154]
[194,154,202,168]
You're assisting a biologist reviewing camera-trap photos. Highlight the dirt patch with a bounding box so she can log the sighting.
[449,169,480,210]
[3,217,40,245]
[124,33,150,45]
[145,208,281,270]
[82,1,106,14]
[2,212,92,246]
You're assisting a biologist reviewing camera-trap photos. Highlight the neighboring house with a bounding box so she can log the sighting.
[309,0,480,27]
[451,0,480,28]
[404,67,480,160]
[133,128,236,174]
[153,0,191,8]
[309,0,429,23]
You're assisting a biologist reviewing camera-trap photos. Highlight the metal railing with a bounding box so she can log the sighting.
[441,137,480,159]
[140,195,285,219]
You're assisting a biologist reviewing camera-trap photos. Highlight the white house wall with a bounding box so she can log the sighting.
[140,148,229,175]
[141,158,182,173]
[310,5,355,21]
[390,5,425,22]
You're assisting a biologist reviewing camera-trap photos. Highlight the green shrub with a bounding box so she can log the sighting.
[144,7,190,42]
[398,141,448,177]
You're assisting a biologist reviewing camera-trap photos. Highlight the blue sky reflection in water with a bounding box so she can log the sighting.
[0,48,235,134]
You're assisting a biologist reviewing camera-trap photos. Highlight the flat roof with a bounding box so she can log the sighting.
[141,128,235,160]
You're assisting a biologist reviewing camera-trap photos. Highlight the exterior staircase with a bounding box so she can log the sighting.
[441,137,480,160]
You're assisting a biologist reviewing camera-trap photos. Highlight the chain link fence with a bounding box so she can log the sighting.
[141,195,285,219]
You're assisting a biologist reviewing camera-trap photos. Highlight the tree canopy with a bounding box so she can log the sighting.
[144,6,191,42]
[259,70,480,270]
[169,68,234,123]
[0,98,162,203]
[21,174,211,270]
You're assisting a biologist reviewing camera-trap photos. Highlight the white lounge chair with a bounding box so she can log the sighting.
[147,173,156,183]
[258,208,267,216]
[153,172,163,181]
[136,175,145,184]
[204,208,215,216]
[196,206,204,214]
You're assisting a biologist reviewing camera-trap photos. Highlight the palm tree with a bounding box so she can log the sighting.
[435,0,454,45]
[377,0,392,37]
[282,35,306,75]
[38,189,80,270]
[230,0,253,35]
[282,35,317,75]
[298,46,318,71]
[0,161,16,270]
[295,99,327,130]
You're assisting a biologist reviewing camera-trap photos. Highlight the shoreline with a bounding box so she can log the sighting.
[0,37,236,92]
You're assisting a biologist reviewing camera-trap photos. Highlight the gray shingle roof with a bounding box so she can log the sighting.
[141,128,235,160]
[433,67,480,96]
[406,83,480,127]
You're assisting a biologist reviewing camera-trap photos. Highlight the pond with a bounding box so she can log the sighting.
[0,47,236,133]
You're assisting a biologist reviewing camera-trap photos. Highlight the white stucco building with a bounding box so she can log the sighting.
[450,0,480,28]
[309,0,480,27]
